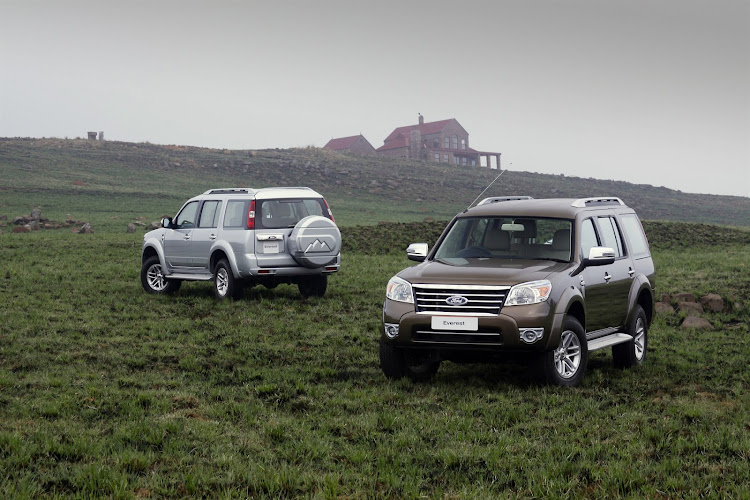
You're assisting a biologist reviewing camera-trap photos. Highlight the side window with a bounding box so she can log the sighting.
[620,214,650,257]
[175,201,199,229]
[597,216,624,257]
[223,200,247,228]
[198,200,222,228]
[580,218,599,259]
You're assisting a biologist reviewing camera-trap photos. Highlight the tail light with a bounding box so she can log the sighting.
[323,198,334,222]
[247,200,256,229]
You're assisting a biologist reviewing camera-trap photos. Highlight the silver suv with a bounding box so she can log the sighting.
[141,187,341,299]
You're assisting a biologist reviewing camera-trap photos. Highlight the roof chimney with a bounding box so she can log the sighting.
[418,113,424,125]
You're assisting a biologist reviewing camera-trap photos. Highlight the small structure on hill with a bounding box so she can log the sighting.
[323,134,376,155]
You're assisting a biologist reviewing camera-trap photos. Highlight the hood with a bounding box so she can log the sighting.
[398,258,572,286]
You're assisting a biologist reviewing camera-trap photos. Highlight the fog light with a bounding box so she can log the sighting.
[384,323,399,339]
[520,328,544,344]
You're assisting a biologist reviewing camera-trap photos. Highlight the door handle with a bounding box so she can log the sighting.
[628,268,635,278]
[183,235,191,240]
[209,234,217,240]
[604,272,612,282]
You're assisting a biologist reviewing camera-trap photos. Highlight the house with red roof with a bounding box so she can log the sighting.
[323,134,376,155]
[377,114,501,169]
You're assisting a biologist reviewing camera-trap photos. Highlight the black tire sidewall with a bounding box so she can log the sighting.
[614,305,647,368]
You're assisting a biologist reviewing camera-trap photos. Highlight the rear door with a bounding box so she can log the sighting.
[254,197,328,268]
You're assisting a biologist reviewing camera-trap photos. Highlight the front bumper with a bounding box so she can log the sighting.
[382,298,560,351]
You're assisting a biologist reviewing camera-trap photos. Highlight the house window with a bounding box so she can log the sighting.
[462,157,467,165]
[471,159,476,166]
[452,136,458,149]
[461,138,466,150]
[434,153,440,162]
[444,137,450,149]
[443,153,449,162]
[454,156,459,165]
[433,137,439,148]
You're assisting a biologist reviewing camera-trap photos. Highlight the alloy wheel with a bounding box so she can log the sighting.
[634,317,646,360]
[146,264,167,291]
[216,267,229,297]
[554,330,582,379]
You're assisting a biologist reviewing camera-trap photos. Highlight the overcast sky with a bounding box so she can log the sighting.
[1,0,748,197]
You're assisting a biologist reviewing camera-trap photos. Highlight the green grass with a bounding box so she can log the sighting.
[0,228,747,498]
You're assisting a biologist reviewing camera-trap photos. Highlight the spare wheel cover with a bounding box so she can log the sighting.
[288,216,341,268]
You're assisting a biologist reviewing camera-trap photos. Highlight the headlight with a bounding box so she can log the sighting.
[386,276,414,304]
[505,280,552,306]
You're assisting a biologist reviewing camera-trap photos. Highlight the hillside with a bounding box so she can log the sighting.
[1,137,748,228]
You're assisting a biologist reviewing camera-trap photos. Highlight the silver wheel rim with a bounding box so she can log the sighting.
[216,267,229,296]
[554,330,582,379]
[146,263,168,291]
[634,318,646,360]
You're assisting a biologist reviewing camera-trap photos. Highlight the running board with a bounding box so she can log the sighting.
[588,333,632,352]
[166,273,213,281]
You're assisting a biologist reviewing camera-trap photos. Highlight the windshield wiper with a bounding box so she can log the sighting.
[536,257,570,263]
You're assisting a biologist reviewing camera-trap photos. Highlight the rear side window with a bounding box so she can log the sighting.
[223,200,248,228]
[597,216,624,257]
[620,214,650,257]
[258,198,326,229]
[198,200,222,228]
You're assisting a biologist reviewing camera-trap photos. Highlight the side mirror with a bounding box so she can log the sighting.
[584,246,615,267]
[406,242,428,262]
[161,217,173,229]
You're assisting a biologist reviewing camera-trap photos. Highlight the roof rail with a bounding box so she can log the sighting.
[571,197,625,208]
[477,196,533,206]
[204,188,255,195]
[260,186,314,191]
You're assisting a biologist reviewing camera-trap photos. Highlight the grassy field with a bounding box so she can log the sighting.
[0,222,748,497]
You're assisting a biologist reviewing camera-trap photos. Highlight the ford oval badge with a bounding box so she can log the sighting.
[445,295,468,306]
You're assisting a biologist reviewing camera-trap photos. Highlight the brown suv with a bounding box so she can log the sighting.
[380,197,655,386]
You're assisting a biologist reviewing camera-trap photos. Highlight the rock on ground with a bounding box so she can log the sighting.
[680,316,713,330]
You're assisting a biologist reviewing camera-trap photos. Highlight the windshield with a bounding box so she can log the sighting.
[433,217,573,262]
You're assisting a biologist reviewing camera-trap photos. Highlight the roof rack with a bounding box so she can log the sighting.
[204,188,255,195]
[477,196,533,206]
[571,197,625,208]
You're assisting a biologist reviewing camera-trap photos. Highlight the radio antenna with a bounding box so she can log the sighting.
[466,168,507,210]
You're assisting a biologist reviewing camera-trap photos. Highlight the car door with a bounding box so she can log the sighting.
[191,200,222,271]
[164,200,199,269]
[583,216,633,331]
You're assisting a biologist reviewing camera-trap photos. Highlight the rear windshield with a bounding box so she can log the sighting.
[433,216,574,262]
[257,198,327,229]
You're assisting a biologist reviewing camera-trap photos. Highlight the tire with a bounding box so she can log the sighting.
[379,340,440,382]
[613,305,648,368]
[214,259,243,300]
[141,256,181,294]
[298,275,327,298]
[539,316,588,386]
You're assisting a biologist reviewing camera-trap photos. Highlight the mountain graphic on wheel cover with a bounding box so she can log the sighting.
[305,239,333,253]
[288,215,341,268]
